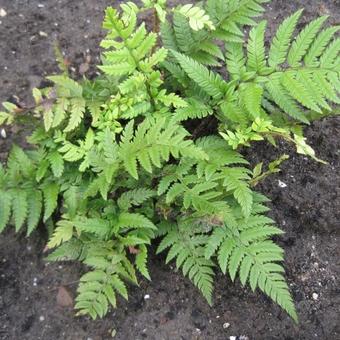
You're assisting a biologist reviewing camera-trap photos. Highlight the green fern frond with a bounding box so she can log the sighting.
[313,70,340,104]
[53,98,68,128]
[161,21,178,52]
[281,71,322,112]
[73,217,111,237]
[295,70,332,111]
[48,220,74,248]
[206,0,269,34]
[195,136,249,180]
[222,167,253,217]
[42,183,60,222]
[223,16,339,127]
[320,38,340,69]
[304,26,340,67]
[226,42,247,79]
[287,16,328,67]
[118,188,155,211]
[171,98,213,122]
[8,145,34,178]
[119,117,207,179]
[247,20,267,72]
[48,75,83,97]
[99,62,136,77]
[75,270,128,319]
[64,98,85,132]
[173,11,197,53]
[200,40,224,60]
[172,51,228,98]
[0,191,12,232]
[157,222,215,304]
[117,212,156,231]
[265,76,309,123]
[206,217,297,321]
[12,190,28,232]
[204,226,227,259]
[240,82,264,118]
[178,4,215,31]
[47,238,84,261]
[63,186,80,219]
[27,190,43,235]
[268,9,303,68]
[135,244,151,280]
[48,151,64,178]
[75,237,136,319]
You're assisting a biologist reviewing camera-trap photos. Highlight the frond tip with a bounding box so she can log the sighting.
[208,216,298,322]
[157,222,215,305]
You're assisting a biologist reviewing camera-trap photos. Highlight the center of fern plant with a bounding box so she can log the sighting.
[0,0,339,323]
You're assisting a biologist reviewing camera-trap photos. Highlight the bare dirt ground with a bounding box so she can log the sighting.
[0,1,339,339]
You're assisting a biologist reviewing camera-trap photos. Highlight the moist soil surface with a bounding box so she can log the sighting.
[0,1,339,339]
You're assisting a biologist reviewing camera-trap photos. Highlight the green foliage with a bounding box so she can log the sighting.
[157,220,215,304]
[169,8,339,158]
[1,0,339,323]
[177,4,215,31]
[161,0,270,65]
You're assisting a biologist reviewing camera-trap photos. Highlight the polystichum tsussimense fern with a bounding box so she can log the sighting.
[0,0,339,322]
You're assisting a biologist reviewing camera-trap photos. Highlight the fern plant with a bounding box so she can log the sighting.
[166,6,339,159]
[0,0,339,323]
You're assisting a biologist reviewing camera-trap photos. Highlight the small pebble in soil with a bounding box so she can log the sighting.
[0,8,7,17]
[312,293,319,300]
[278,180,287,188]
[144,294,150,300]
[39,316,45,322]
[223,322,230,329]
[0,128,6,139]
[38,4,45,8]
[39,31,48,37]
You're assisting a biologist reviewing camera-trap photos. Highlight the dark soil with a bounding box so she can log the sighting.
[0,1,339,339]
